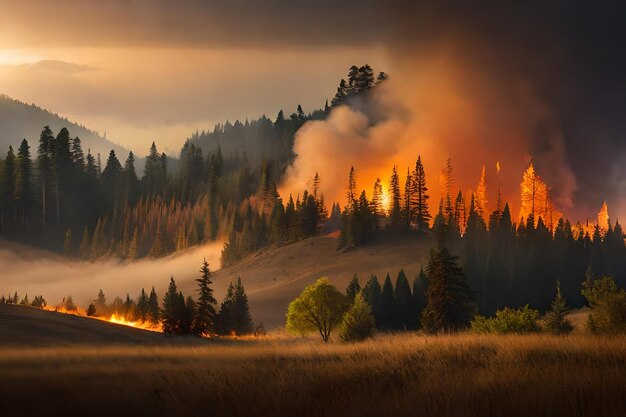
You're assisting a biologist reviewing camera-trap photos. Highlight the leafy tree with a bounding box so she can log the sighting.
[582,276,626,334]
[286,277,348,342]
[339,292,375,342]
[422,247,476,332]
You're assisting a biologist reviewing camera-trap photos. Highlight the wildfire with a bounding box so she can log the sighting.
[42,305,162,332]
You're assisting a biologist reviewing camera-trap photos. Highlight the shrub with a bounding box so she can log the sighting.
[582,276,626,334]
[339,292,375,342]
[471,305,541,334]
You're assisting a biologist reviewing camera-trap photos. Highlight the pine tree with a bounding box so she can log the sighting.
[79,225,91,259]
[339,292,375,342]
[388,166,402,229]
[379,273,397,330]
[148,287,159,324]
[543,281,573,334]
[136,288,149,321]
[150,225,168,258]
[2,146,16,220]
[216,282,235,335]
[372,177,384,219]
[443,158,455,222]
[412,156,430,231]
[162,277,182,334]
[232,277,253,335]
[347,166,357,210]
[395,269,414,329]
[195,258,218,335]
[346,274,361,302]
[15,139,33,227]
[422,247,476,333]
[475,165,488,222]
[363,274,382,326]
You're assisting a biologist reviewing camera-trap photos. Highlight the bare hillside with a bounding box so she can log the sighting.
[191,231,435,329]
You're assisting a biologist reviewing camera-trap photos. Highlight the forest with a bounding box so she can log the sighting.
[0,64,625,322]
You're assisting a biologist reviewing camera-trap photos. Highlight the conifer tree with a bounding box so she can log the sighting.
[346,274,361,302]
[395,269,414,329]
[363,274,382,326]
[388,166,402,229]
[148,286,160,324]
[136,288,149,321]
[379,273,397,330]
[339,292,375,342]
[422,247,476,333]
[162,277,182,334]
[195,258,218,335]
[543,281,573,334]
[412,156,430,231]
[15,139,32,227]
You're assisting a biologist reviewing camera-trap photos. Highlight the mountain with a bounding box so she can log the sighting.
[0,94,128,159]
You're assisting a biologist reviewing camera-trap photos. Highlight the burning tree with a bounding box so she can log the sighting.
[519,162,548,226]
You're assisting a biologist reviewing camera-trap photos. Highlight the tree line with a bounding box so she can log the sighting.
[1,259,256,337]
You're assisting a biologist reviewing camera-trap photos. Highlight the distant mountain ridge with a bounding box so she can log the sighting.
[0,94,128,159]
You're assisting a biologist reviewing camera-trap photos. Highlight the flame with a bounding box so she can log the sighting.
[496,161,501,174]
[519,162,563,229]
[42,305,162,332]
[598,201,609,234]
[380,187,391,214]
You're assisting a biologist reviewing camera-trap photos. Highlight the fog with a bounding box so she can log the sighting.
[0,241,224,308]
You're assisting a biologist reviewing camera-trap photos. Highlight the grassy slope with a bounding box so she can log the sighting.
[192,231,434,329]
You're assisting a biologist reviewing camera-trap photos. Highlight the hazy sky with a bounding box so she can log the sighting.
[0,1,390,154]
[1,1,626,220]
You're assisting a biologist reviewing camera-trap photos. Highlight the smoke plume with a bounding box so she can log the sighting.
[282,42,577,220]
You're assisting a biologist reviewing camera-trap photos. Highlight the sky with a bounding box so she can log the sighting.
[0,1,625,221]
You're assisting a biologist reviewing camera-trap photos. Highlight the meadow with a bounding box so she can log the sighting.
[2,333,626,417]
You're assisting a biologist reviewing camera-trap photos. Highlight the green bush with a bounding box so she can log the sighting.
[582,276,626,334]
[471,305,541,334]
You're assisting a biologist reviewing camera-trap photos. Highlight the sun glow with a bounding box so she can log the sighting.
[0,50,40,65]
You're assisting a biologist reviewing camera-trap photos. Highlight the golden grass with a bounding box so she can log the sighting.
[1,333,626,417]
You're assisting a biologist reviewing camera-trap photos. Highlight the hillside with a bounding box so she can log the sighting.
[191,231,435,329]
[0,303,190,347]
[0,94,128,160]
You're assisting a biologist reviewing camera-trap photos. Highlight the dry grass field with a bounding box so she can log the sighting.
[2,331,626,416]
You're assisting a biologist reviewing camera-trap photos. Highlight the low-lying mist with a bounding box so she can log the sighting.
[0,241,224,308]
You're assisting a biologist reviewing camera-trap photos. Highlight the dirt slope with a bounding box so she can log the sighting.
[189,231,434,329]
